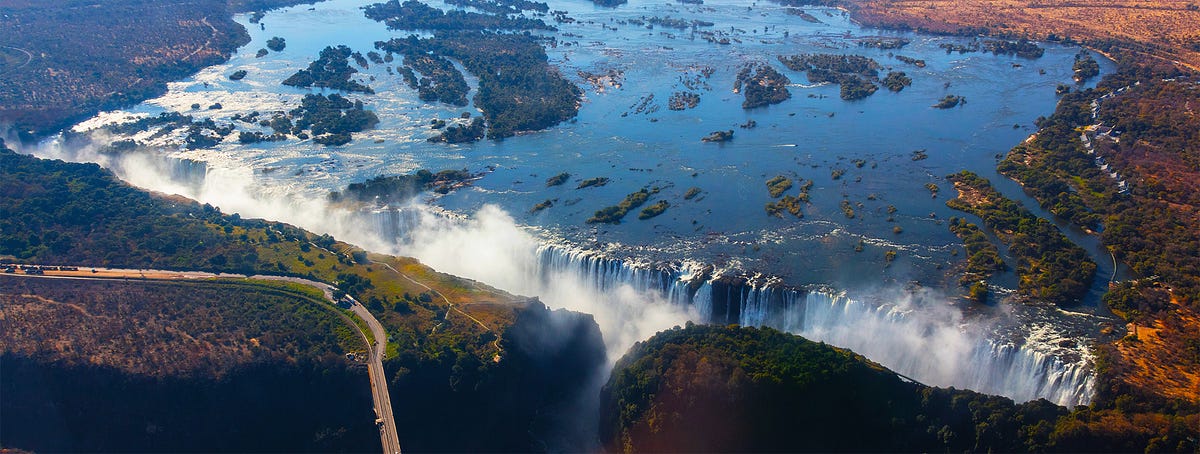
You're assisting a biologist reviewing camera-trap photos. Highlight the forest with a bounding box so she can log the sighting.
[1,143,261,272]
[282,45,375,94]
[733,63,792,108]
[989,61,1200,409]
[364,0,553,31]
[998,68,1200,307]
[777,53,884,100]
[376,31,582,139]
[329,168,475,205]
[946,171,1096,306]
[0,140,612,453]
[0,0,319,139]
[600,324,1198,453]
[0,275,377,452]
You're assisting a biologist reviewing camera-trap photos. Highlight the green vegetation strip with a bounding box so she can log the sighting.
[946,171,1095,306]
[588,189,651,224]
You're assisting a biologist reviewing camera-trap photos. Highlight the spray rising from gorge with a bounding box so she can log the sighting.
[9,0,1121,409]
[23,137,1097,407]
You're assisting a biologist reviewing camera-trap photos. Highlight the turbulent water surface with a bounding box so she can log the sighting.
[33,0,1123,407]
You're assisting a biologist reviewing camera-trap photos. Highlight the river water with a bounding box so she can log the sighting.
[44,0,1122,406]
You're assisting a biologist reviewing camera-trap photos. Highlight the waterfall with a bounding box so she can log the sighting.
[524,243,1096,407]
[371,206,422,242]
[168,157,208,190]
[734,289,1096,407]
[370,208,1096,408]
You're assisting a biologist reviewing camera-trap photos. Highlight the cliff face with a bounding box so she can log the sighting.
[387,301,608,452]
[1,355,378,452]
[599,324,1070,453]
[0,276,379,452]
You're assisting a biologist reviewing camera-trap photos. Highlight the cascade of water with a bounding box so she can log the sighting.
[372,207,422,242]
[734,289,1095,407]
[523,242,1097,407]
[366,209,1096,407]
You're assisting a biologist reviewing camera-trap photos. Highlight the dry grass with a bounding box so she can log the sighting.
[1113,300,1200,402]
[949,180,993,210]
[845,0,1200,70]
[0,276,359,377]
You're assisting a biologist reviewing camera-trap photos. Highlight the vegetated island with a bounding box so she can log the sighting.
[588,188,654,224]
[99,92,379,149]
[882,71,913,92]
[545,172,571,187]
[1073,50,1101,83]
[266,36,286,52]
[732,62,791,108]
[945,170,1095,306]
[637,200,670,220]
[894,54,926,68]
[443,0,550,15]
[282,45,376,94]
[762,176,810,219]
[283,93,379,146]
[375,31,581,140]
[933,94,965,108]
[599,324,1188,453]
[363,0,554,31]
[948,217,1006,303]
[577,177,610,189]
[765,175,793,198]
[777,53,891,100]
[701,130,734,142]
[328,168,476,206]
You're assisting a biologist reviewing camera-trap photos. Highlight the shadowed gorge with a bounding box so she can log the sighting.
[600,324,1197,453]
[3,0,1200,450]
[0,276,378,452]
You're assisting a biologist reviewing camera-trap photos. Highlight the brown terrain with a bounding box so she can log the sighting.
[844,0,1200,70]
[0,275,364,377]
[1113,300,1200,402]
[0,0,312,138]
[0,0,247,137]
[861,0,1199,410]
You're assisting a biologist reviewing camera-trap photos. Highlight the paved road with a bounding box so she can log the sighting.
[348,297,401,454]
[246,274,401,454]
[2,266,401,454]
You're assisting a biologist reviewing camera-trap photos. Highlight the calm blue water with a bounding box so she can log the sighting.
[72,0,1116,298]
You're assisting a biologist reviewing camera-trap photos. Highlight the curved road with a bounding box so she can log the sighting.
[346,294,401,454]
[2,266,401,454]
[0,45,34,74]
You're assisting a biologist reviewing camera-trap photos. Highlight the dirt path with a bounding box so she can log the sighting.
[184,17,219,61]
[0,45,34,74]
[370,260,503,360]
